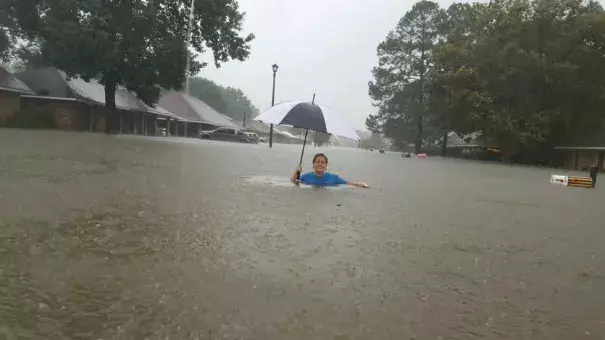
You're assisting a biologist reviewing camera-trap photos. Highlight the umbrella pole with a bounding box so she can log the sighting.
[297,129,309,180]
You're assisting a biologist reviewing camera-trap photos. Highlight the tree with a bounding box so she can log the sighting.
[463,0,601,159]
[422,0,605,161]
[365,114,381,134]
[1,0,254,133]
[223,86,259,119]
[188,76,259,121]
[0,0,41,61]
[314,131,330,147]
[0,32,9,61]
[358,134,388,150]
[369,0,445,153]
[427,2,486,156]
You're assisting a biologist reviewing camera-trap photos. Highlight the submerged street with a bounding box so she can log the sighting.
[0,129,603,339]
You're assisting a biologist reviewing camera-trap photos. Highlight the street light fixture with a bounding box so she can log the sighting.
[269,63,279,148]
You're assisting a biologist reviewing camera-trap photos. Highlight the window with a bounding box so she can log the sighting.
[216,128,235,134]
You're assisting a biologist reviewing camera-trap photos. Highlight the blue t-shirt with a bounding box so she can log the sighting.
[299,172,347,186]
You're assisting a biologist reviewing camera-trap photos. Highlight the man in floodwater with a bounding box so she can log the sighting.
[291,153,369,188]
[589,163,598,188]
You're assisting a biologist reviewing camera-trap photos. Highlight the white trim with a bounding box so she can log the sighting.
[0,86,35,95]
[554,146,605,150]
[21,94,80,101]
[20,92,187,122]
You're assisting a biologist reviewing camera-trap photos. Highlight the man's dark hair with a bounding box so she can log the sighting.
[312,153,328,164]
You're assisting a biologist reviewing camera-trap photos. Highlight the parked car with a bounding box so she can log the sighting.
[198,127,258,143]
[156,127,167,137]
[242,131,259,143]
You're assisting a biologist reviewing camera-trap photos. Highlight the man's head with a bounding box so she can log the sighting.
[312,153,328,174]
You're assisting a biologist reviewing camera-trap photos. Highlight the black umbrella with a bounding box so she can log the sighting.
[254,95,360,178]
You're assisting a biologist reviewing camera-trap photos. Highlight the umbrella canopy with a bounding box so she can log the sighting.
[253,101,359,140]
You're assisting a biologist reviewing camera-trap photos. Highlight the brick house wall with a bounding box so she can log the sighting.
[1,90,164,135]
[18,97,90,131]
[563,150,604,171]
[577,150,599,170]
[90,106,108,133]
[0,90,22,126]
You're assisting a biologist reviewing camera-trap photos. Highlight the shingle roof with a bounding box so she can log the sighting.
[158,91,238,128]
[0,66,35,94]
[67,76,180,119]
[15,67,180,119]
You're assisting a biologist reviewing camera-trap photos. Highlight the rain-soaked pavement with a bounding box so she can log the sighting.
[0,129,603,340]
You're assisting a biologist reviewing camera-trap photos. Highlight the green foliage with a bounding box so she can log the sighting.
[1,0,254,132]
[188,76,259,120]
[370,0,605,162]
[314,131,330,147]
[189,77,229,113]
[0,0,43,61]
[0,30,8,61]
[358,133,388,150]
[365,114,381,134]
[369,0,445,153]
[223,87,260,118]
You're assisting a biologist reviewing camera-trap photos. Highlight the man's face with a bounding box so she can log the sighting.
[313,157,327,174]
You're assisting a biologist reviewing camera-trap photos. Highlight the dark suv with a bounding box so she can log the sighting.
[198,127,258,143]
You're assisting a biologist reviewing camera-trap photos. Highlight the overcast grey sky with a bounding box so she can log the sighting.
[197,0,603,131]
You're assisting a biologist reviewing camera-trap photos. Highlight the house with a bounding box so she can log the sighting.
[554,132,605,171]
[12,67,183,135]
[443,132,502,159]
[239,120,304,143]
[0,66,34,94]
[158,91,239,137]
[0,65,36,126]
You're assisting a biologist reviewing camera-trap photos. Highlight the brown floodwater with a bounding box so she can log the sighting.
[0,129,603,339]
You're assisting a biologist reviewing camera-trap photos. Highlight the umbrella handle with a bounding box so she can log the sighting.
[297,129,309,179]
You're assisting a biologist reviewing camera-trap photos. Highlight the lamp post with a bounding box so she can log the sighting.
[269,63,279,148]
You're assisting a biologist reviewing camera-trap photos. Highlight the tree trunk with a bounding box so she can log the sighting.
[415,47,426,154]
[104,82,118,134]
[440,131,448,157]
[501,152,513,163]
[415,120,423,154]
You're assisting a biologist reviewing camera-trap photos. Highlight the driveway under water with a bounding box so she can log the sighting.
[0,129,603,339]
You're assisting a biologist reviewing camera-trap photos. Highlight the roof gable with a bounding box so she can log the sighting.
[159,91,238,127]
[0,66,35,94]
